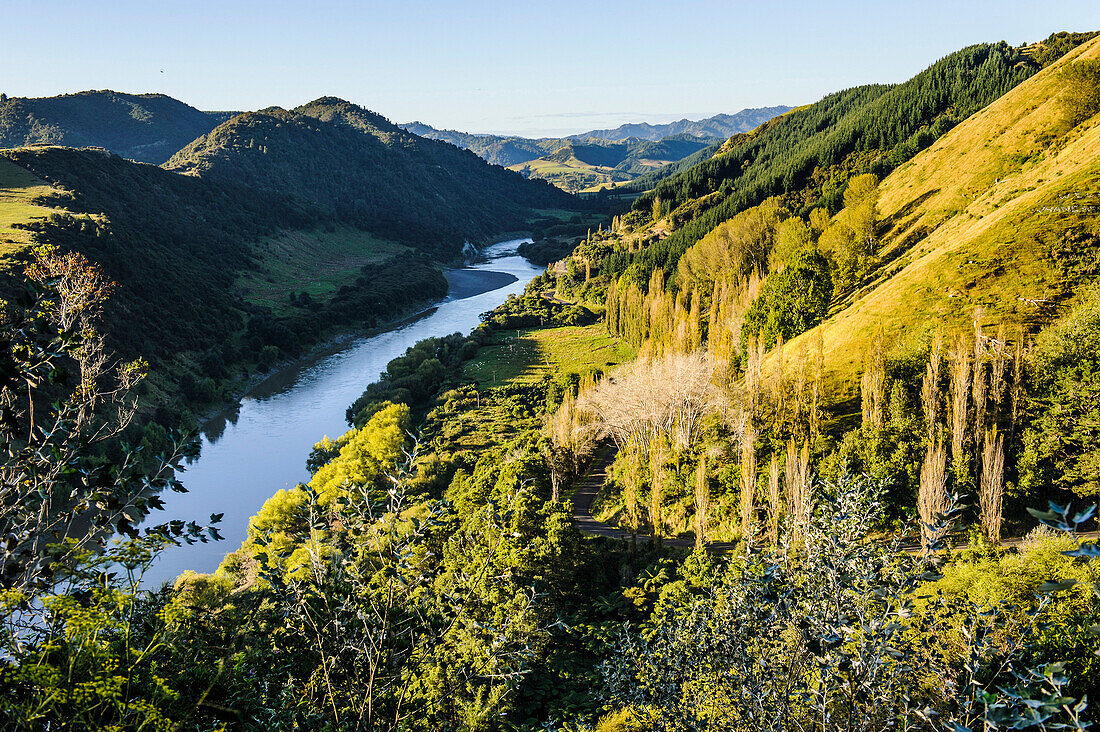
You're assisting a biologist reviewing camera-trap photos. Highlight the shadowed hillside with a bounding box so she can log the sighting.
[0,90,228,163]
[166,98,570,252]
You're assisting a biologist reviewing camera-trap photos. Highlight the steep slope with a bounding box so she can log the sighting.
[0,90,226,164]
[166,98,569,253]
[609,41,1060,281]
[788,35,1100,398]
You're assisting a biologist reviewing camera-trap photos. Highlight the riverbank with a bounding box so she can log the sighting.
[144,239,540,586]
[196,252,528,436]
[444,268,518,300]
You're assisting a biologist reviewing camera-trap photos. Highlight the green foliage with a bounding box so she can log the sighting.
[0,255,218,731]
[602,479,1094,732]
[1030,31,1100,68]
[1061,59,1100,127]
[1020,289,1100,497]
[741,247,833,349]
[618,42,1040,281]
[0,90,225,164]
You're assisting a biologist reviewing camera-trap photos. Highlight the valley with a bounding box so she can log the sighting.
[1,17,1100,732]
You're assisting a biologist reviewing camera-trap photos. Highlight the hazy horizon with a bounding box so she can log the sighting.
[2,1,1098,136]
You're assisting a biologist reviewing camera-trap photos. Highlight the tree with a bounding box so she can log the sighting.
[602,478,1091,732]
[1061,59,1100,127]
[741,247,834,350]
[769,216,814,271]
[0,245,216,729]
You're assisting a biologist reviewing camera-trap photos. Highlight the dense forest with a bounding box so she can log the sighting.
[2,27,1100,732]
[0,90,231,163]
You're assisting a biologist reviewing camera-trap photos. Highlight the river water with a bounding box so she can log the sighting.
[143,239,540,586]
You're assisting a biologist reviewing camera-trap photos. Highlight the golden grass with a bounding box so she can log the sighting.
[787,35,1100,402]
[463,324,635,388]
[0,156,64,266]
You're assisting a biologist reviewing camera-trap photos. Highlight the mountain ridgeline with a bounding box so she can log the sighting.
[399,107,791,191]
[598,41,1063,283]
[0,97,577,430]
[0,90,232,164]
[165,98,569,250]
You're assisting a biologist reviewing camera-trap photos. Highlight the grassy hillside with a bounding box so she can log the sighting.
[0,157,65,263]
[508,136,716,192]
[610,41,1056,280]
[0,90,225,164]
[790,35,1100,399]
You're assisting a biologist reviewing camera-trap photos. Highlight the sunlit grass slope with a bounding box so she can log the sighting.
[0,156,63,264]
[789,35,1100,402]
[463,324,635,388]
[236,226,407,314]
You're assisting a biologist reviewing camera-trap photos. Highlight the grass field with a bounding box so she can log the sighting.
[235,225,408,313]
[463,324,635,388]
[0,156,63,265]
[509,155,630,191]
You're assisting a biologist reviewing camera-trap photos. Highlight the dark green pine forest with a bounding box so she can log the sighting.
[2,27,1100,732]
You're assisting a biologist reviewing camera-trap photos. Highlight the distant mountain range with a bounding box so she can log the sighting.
[567,107,793,141]
[0,90,234,164]
[402,107,792,146]
[400,107,792,191]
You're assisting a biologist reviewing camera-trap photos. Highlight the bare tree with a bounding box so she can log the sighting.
[785,438,811,549]
[581,351,718,453]
[918,438,950,553]
[979,428,1006,544]
[921,332,944,444]
[739,414,757,548]
[949,337,972,488]
[694,456,709,550]
[767,453,781,546]
[649,437,666,549]
[543,388,598,502]
[860,334,886,429]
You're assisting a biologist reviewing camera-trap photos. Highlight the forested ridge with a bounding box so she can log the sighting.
[0,96,576,437]
[167,98,570,249]
[604,41,1050,280]
[0,89,231,164]
[4,29,1100,732]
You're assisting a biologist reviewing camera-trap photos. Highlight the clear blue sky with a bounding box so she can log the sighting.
[3,0,1098,136]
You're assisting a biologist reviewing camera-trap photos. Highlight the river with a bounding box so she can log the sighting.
[143,238,541,586]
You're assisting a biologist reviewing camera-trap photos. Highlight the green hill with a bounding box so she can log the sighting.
[0,98,577,428]
[612,40,1071,278]
[166,98,569,252]
[0,90,228,164]
[789,34,1100,396]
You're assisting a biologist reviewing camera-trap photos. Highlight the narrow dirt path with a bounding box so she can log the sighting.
[540,290,572,306]
[568,445,1096,555]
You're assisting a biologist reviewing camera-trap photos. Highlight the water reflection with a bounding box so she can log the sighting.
[143,239,539,585]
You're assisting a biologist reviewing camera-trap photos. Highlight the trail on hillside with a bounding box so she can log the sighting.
[569,445,1097,555]
[569,444,736,551]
